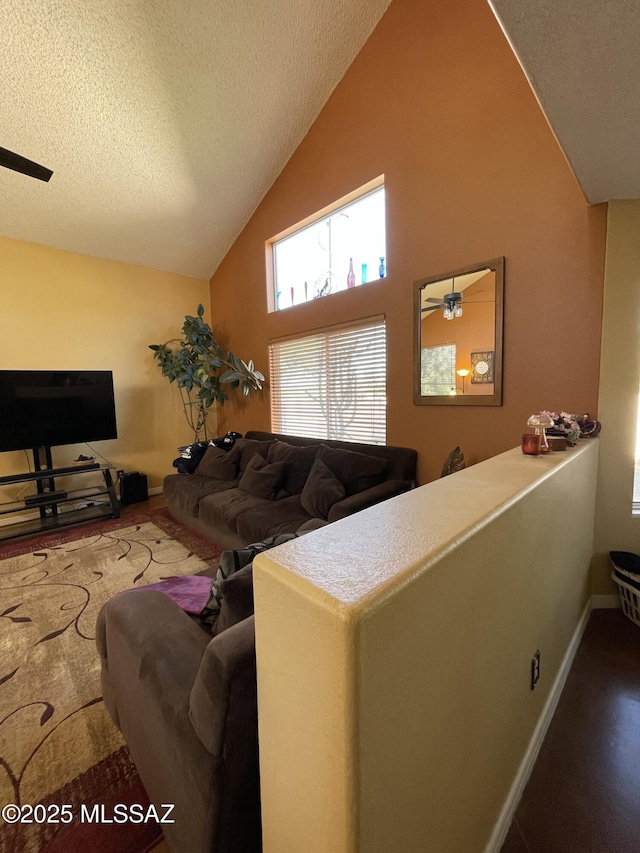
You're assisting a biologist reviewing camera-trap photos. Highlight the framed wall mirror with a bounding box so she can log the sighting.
[413,257,504,406]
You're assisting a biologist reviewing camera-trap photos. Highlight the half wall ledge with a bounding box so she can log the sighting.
[253,440,599,853]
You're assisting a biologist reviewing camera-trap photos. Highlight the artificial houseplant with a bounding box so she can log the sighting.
[149,304,264,443]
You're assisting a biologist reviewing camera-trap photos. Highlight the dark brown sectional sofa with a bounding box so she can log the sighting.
[99,433,416,853]
[164,430,418,548]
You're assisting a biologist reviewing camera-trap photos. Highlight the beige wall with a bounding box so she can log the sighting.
[0,237,210,494]
[593,200,640,594]
[210,0,607,483]
[254,441,598,852]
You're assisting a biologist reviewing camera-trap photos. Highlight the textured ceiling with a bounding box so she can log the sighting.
[3,2,638,279]
[0,0,391,278]
[489,0,640,204]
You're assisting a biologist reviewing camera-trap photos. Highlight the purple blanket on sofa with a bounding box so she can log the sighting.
[131,575,212,615]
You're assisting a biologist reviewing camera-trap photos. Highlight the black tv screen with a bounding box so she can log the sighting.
[0,370,118,452]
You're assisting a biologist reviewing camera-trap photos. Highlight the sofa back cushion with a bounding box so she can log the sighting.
[267,440,318,495]
[188,613,261,852]
[196,445,240,480]
[316,444,388,496]
[189,614,257,757]
[245,430,417,483]
[212,565,255,636]
[300,457,346,519]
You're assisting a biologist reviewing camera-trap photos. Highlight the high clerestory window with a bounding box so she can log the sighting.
[267,177,386,312]
[269,317,386,445]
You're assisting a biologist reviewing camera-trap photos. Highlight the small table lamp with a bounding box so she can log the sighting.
[527,412,554,453]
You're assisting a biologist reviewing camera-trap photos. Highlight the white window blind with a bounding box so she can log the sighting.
[269,317,386,445]
[421,343,456,396]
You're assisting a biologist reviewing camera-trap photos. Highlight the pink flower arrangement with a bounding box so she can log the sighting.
[541,410,581,444]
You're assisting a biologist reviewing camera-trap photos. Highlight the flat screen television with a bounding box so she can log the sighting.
[0,370,118,453]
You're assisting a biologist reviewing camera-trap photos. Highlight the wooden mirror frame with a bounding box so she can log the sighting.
[413,256,504,406]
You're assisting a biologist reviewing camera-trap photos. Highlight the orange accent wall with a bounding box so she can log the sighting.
[210,0,607,483]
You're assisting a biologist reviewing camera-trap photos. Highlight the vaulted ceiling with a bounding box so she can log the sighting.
[0,0,391,279]
[2,1,638,279]
[488,0,640,205]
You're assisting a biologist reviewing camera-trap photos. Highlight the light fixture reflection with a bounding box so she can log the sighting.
[456,368,470,394]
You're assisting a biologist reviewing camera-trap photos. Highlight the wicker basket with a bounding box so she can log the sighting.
[611,573,640,627]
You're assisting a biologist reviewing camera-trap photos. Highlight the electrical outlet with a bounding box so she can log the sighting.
[531,649,541,690]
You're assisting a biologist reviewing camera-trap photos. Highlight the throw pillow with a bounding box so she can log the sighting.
[316,444,388,496]
[238,453,285,500]
[196,444,240,480]
[267,440,318,494]
[212,565,255,636]
[300,457,346,519]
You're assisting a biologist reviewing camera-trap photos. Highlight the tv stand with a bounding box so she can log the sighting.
[0,447,120,542]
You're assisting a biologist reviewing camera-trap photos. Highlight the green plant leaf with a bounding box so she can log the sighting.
[149,306,264,423]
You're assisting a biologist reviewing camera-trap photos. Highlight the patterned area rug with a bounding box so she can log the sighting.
[0,510,221,853]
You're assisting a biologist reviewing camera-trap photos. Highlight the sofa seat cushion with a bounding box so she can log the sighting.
[266,440,318,495]
[316,444,388,496]
[163,473,238,517]
[198,488,268,534]
[235,495,313,544]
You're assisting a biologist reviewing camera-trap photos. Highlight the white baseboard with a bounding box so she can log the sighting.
[148,486,163,497]
[591,593,620,609]
[485,598,593,852]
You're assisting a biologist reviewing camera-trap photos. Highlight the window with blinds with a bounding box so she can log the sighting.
[420,343,456,396]
[269,317,386,445]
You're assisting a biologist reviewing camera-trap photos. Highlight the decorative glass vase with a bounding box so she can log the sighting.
[347,258,356,288]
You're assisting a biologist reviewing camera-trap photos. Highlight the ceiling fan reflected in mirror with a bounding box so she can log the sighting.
[0,146,53,182]
[421,276,487,320]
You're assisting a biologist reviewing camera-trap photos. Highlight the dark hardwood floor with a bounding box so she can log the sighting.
[119,491,168,517]
[500,608,640,853]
